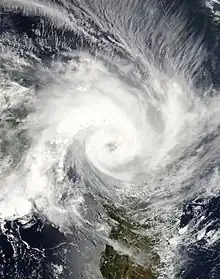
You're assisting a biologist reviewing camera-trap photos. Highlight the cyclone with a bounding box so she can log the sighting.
[1,0,220,279]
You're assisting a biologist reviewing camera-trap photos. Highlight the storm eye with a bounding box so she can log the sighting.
[105,141,117,152]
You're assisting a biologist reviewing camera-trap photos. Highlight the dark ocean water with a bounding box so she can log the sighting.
[179,196,220,279]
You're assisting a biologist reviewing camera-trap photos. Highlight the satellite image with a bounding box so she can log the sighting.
[1,0,220,278]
